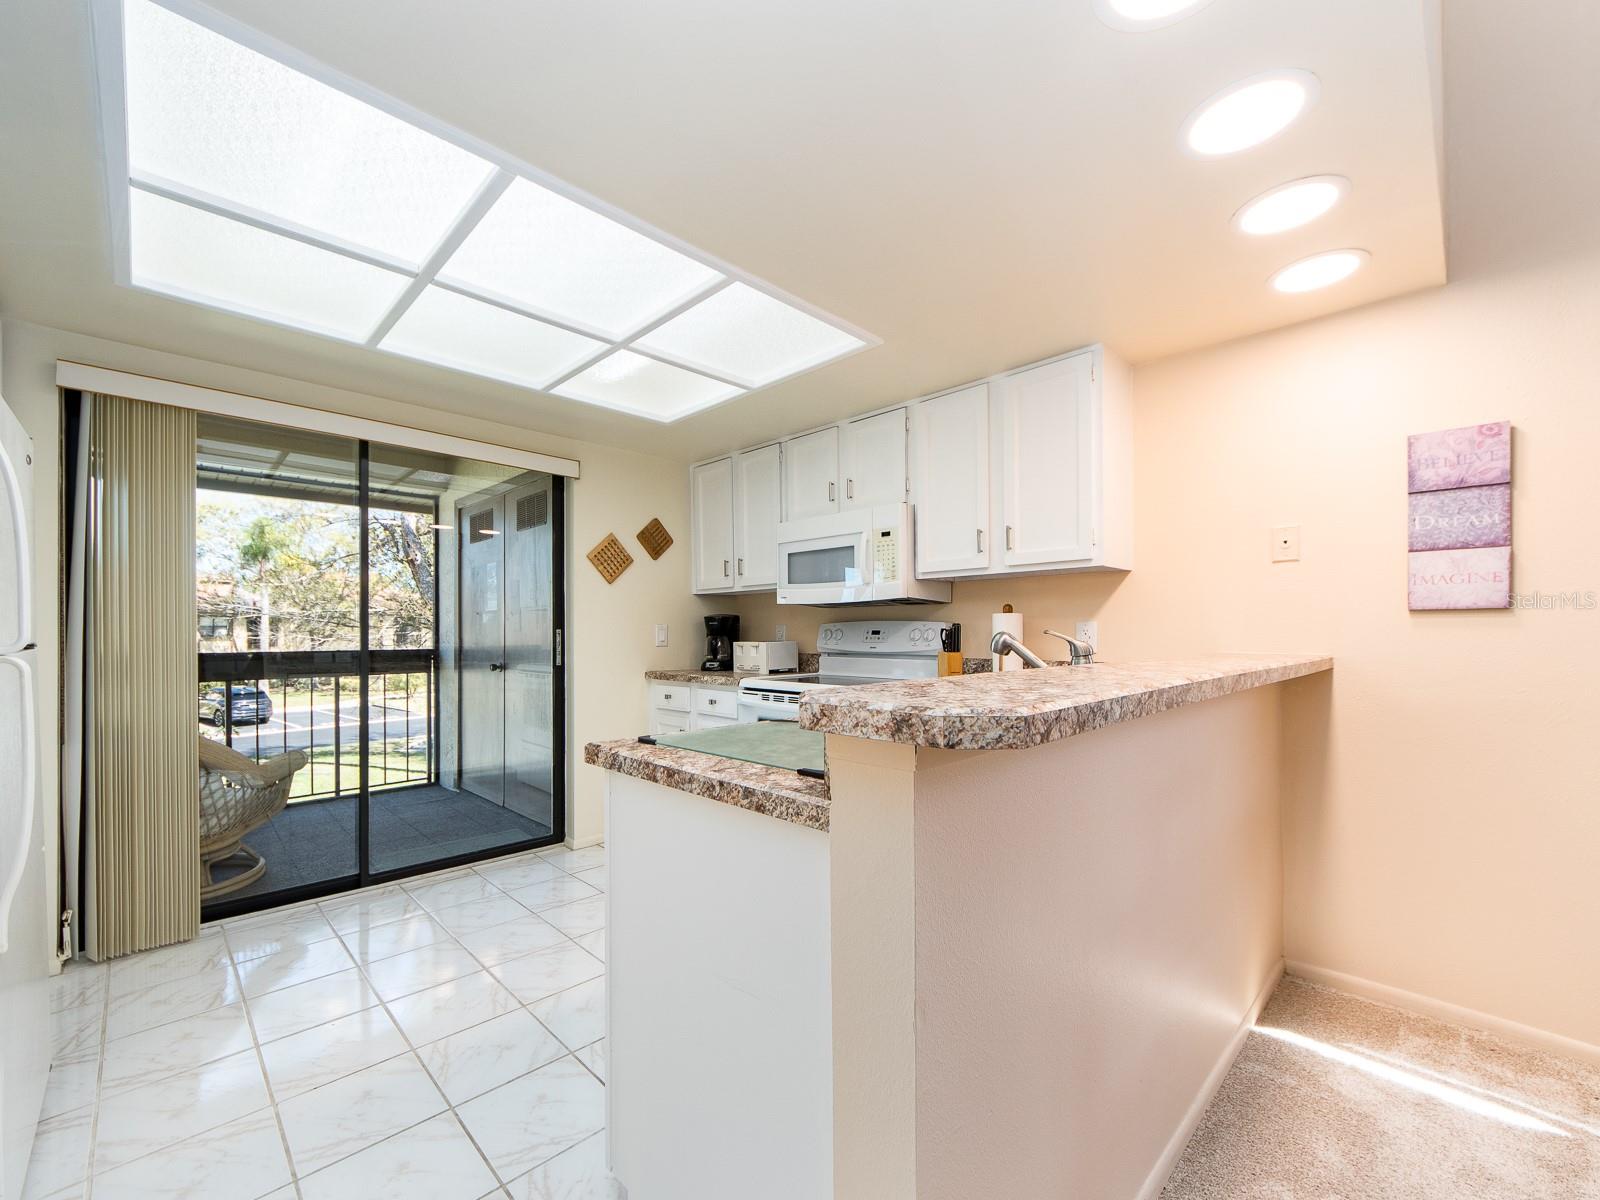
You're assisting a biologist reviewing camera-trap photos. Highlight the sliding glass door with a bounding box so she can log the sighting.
[197,416,564,918]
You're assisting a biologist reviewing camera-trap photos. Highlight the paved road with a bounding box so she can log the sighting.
[202,700,428,754]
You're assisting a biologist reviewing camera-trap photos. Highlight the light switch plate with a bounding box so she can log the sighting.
[654,623,668,647]
[775,624,787,642]
[1271,526,1301,562]
[1076,620,1098,648]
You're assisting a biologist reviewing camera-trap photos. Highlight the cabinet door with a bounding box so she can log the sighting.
[910,385,990,574]
[999,355,1094,567]
[782,427,840,521]
[691,457,735,592]
[733,444,782,590]
[840,408,907,509]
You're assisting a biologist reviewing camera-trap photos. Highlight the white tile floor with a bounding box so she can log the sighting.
[28,844,619,1200]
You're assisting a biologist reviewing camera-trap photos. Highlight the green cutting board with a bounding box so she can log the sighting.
[652,721,825,775]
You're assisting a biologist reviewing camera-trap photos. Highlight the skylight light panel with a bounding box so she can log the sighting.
[553,351,743,421]
[379,286,607,390]
[435,178,725,339]
[130,189,410,340]
[632,282,867,387]
[122,0,495,264]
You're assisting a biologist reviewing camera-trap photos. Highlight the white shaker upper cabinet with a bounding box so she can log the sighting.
[691,456,735,593]
[733,443,782,591]
[782,426,840,521]
[910,385,990,575]
[999,355,1094,567]
[839,408,907,509]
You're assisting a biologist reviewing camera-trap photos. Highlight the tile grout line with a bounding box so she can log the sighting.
[227,924,308,1200]
[49,846,606,1198]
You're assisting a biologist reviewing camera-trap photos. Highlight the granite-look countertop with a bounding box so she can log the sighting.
[797,653,1332,751]
[584,738,830,831]
[645,668,757,688]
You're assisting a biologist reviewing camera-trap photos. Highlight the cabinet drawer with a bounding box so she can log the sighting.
[651,710,689,735]
[691,711,741,731]
[649,682,691,712]
[693,687,736,718]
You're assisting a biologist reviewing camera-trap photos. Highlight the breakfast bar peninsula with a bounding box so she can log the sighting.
[587,652,1332,1200]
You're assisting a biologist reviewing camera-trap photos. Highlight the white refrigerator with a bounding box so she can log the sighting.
[0,389,49,1200]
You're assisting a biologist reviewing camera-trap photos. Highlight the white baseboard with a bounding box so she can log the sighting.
[1284,960,1600,1069]
[1135,958,1285,1200]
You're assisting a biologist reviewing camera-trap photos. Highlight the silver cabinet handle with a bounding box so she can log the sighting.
[828,481,835,502]
[737,557,744,575]
[1005,525,1014,551]
[707,697,717,706]
[663,692,673,701]
[846,478,854,500]
[722,559,730,577]
[977,529,984,553]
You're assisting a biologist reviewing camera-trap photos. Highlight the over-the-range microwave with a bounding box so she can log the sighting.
[775,504,951,606]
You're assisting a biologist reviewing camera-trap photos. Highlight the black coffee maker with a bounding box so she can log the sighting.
[701,614,739,671]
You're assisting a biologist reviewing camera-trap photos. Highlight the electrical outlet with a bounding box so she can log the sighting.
[654,623,668,648]
[1271,526,1301,562]
[1076,620,1098,648]
[775,624,787,642]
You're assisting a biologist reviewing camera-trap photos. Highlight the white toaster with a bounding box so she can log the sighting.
[733,640,799,674]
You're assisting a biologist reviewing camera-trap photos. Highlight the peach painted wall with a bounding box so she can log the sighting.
[742,2,1600,1048]
[910,686,1286,1199]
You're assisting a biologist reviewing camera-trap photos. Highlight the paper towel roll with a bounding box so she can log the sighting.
[992,610,1024,671]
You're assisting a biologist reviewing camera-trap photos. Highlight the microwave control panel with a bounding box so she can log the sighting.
[872,527,900,582]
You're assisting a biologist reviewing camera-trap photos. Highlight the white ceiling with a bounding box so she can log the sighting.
[0,0,1445,461]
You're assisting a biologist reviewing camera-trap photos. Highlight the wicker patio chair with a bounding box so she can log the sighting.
[198,736,306,899]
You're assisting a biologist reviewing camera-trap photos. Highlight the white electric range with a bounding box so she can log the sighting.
[737,619,954,722]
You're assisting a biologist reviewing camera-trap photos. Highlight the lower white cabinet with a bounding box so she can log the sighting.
[647,684,745,734]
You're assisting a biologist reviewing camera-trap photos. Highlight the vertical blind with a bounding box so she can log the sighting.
[87,392,198,958]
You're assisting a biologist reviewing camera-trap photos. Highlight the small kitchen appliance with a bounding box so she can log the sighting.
[733,640,799,674]
[738,619,953,722]
[701,613,740,671]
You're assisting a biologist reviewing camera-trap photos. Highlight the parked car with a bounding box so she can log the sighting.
[199,685,273,727]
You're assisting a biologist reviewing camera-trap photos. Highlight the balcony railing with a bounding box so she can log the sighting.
[198,649,437,803]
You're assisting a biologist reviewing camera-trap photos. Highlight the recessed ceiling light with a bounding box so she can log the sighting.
[1093,0,1215,31]
[1270,249,1369,294]
[97,0,876,421]
[1182,70,1320,157]
[1233,176,1350,236]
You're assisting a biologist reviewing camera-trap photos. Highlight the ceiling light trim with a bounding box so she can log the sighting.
[539,277,737,394]
[363,168,515,347]
[130,171,418,274]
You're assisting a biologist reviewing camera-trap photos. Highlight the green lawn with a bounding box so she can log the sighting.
[287,737,430,802]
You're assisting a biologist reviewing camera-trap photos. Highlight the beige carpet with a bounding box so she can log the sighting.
[1161,976,1600,1199]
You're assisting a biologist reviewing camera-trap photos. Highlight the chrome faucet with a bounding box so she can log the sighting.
[1042,628,1096,665]
[990,629,1048,669]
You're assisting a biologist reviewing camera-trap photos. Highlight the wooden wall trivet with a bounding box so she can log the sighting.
[587,533,634,583]
[636,518,673,560]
